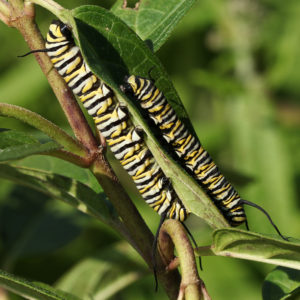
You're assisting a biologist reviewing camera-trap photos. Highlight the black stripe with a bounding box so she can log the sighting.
[149,100,171,118]
[143,190,164,201]
[135,77,142,93]
[123,154,149,173]
[144,93,165,111]
[135,169,161,187]
[159,117,179,136]
[77,79,101,97]
[56,51,81,73]
[195,163,217,183]
[99,117,129,136]
[136,174,158,191]
[192,151,212,172]
[111,139,141,156]
[209,177,227,193]
[123,150,152,173]
[69,71,93,91]
[84,90,114,112]
[47,44,72,59]
[139,82,155,100]
[179,134,199,157]
[48,29,59,40]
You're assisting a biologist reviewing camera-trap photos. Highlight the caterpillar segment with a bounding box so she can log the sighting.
[45,20,188,222]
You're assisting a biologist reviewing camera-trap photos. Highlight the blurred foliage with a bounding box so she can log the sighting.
[0,0,299,299]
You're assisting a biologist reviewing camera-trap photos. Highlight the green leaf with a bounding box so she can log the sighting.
[0,164,114,225]
[18,155,102,193]
[0,129,38,146]
[69,5,229,229]
[56,244,144,299]
[0,269,80,300]
[111,0,197,52]
[0,129,60,162]
[210,229,300,270]
[0,186,82,269]
[262,267,300,300]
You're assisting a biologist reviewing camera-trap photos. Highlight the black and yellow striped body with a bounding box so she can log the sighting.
[123,75,246,226]
[45,20,188,221]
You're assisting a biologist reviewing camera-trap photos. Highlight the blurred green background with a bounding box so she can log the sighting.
[0,0,299,299]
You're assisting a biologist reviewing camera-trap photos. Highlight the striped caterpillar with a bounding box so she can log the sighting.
[122,75,286,240]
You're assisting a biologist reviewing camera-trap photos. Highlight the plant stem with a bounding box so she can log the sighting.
[45,150,94,167]
[0,1,10,25]
[160,219,211,300]
[0,103,87,157]
[26,0,64,17]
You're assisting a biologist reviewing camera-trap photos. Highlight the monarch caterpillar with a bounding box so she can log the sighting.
[19,21,199,288]
[24,20,188,221]
[122,75,286,240]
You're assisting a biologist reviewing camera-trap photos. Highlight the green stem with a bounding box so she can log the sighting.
[0,103,87,157]
[26,0,64,18]
[45,150,94,167]
[8,0,23,11]
[0,1,10,24]
[160,219,209,300]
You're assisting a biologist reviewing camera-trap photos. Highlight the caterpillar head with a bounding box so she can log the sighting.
[48,20,73,42]
[120,75,138,95]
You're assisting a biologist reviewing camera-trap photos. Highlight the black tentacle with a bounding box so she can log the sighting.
[240,199,288,241]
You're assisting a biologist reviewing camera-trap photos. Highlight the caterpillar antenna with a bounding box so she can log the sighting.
[240,199,288,241]
[245,219,250,231]
[181,222,203,271]
[18,48,49,58]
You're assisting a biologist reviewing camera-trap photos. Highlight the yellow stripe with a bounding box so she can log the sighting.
[81,75,97,94]
[168,203,176,218]
[184,146,203,165]
[136,78,145,95]
[139,175,160,194]
[64,63,86,83]
[155,104,172,123]
[149,192,167,207]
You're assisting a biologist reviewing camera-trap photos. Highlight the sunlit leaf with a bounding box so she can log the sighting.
[210,229,300,270]
[111,0,196,52]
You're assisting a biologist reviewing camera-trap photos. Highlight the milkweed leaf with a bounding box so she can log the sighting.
[111,0,197,52]
[0,164,114,224]
[0,129,60,162]
[0,269,80,300]
[209,229,300,270]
